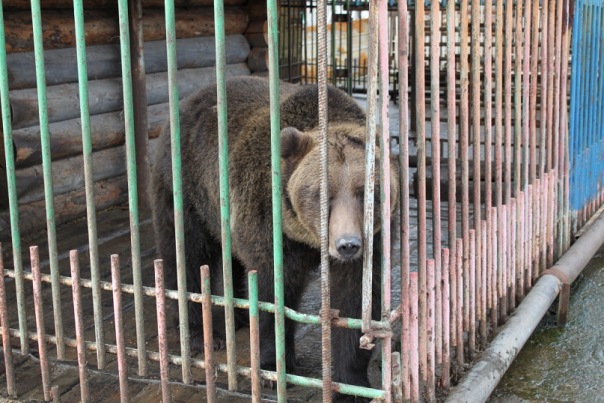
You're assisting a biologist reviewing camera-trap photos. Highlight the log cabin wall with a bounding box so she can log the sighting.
[0,0,256,241]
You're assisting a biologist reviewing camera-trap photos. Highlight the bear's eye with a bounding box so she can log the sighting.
[355,188,364,200]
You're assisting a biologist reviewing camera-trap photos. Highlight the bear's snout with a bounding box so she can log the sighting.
[335,235,362,260]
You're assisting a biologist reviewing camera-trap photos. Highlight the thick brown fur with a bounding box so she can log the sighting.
[151,76,399,400]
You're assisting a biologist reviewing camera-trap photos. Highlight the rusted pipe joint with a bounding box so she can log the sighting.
[541,267,571,325]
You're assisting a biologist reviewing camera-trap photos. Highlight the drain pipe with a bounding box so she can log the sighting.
[445,211,604,403]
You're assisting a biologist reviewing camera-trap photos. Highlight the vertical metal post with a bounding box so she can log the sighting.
[441,247,450,389]
[128,0,150,212]
[154,260,172,403]
[30,0,65,360]
[266,0,287,398]
[0,244,15,397]
[213,0,238,390]
[201,265,217,403]
[111,255,129,403]
[0,0,27,355]
[117,0,146,376]
[378,0,392,399]
[72,0,106,370]
[494,0,504,325]
[317,0,331,398]
[70,251,90,403]
[397,0,410,398]
[429,0,442,373]
[414,0,428,394]
[163,0,191,384]
[409,271,419,403]
[248,270,261,403]
[31,246,51,401]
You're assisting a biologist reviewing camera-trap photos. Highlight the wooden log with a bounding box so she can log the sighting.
[247,47,269,72]
[0,175,129,242]
[7,35,250,90]
[15,138,159,205]
[248,0,269,20]
[0,138,8,210]
[3,0,246,8]
[244,20,268,48]
[12,102,169,169]
[10,63,250,129]
[4,7,248,53]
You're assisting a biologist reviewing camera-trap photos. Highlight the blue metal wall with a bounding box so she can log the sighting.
[570,0,604,217]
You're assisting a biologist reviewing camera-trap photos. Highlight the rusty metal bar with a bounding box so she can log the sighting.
[248,270,261,403]
[111,254,129,403]
[459,0,470,349]
[397,0,411,399]
[200,265,217,403]
[494,0,504,329]
[154,260,172,403]
[480,220,487,347]
[316,0,331,396]
[378,0,392,397]
[414,0,428,393]
[72,0,105,370]
[70,251,90,403]
[484,0,494,347]
[441,248,450,389]
[128,0,151,213]
[362,0,379,335]
[504,0,513,204]
[455,238,463,366]
[470,0,482,351]
[377,0,393,399]
[0,244,15,397]
[426,258,435,401]
[501,205,508,322]
[446,0,458,355]
[409,271,419,403]
[429,0,442,374]
[519,191,526,297]
[30,0,65,360]
[116,0,146,377]
[0,0,27,356]
[31,246,51,401]
[468,229,476,358]
[510,198,517,310]
[490,207,498,330]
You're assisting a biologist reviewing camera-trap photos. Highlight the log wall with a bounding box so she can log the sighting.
[0,1,253,240]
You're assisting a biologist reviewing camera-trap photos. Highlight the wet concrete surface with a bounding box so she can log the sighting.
[490,250,604,402]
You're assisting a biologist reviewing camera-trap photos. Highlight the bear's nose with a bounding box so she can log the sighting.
[336,236,361,259]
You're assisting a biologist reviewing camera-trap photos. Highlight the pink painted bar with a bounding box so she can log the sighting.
[510,199,517,310]
[480,220,487,347]
[110,254,129,403]
[200,265,217,403]
[518,191,526,298]
[70,250,90,402]
[455,238,463,366]
[397,0,410,399]
[154,260,172,403]
[0,244,15,397]
[490,207,498,330]
[426,259,435,401]
[31,246,51,402]
[441,248,451,390]
[430,0,442,371]
[468,230,476,358]
[500,205,507,323]
[409,271,419,403]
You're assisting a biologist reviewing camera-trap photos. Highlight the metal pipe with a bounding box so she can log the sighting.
[154,260,172,403]
[70,251,90,403]
[0,244,15,397]
[446,212,604,402]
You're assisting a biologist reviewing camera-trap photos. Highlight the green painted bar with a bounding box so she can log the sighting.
[213,0,238,391]
[72,0,106,369]
[116,0,147,375]
[164,0,191,384]
[0,1,28,355]
[266,0,287,398]
[30,0,65,360]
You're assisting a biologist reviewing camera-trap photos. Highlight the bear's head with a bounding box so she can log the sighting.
[281,123,399,261]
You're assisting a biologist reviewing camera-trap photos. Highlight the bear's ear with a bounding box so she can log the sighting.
[280,127,315,160]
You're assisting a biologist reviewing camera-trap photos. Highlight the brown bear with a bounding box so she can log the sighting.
[151,76,399,398]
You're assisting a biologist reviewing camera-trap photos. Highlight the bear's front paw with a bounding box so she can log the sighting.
[190,330,227,354]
